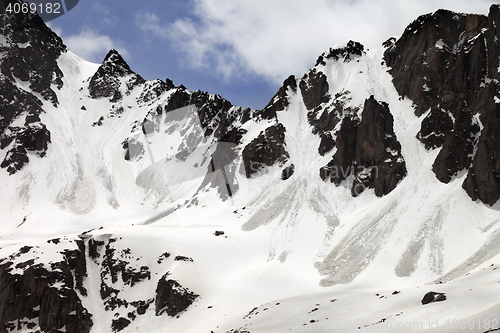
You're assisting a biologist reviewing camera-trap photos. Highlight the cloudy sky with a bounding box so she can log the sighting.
[49,0,495,109]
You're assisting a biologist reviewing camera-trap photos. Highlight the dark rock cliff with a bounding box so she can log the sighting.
[0,235,201,333]
[353,97,407,196]
[242,123,289,178]
[385,5,500,205]
[320,96,406,197]
[462,107,500,205]
[155,273,199,317]
[260,75,297,119]
[0,243,92,333]
[0,0,65,174]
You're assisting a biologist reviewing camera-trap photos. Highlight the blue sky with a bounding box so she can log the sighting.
[49,0,494,110]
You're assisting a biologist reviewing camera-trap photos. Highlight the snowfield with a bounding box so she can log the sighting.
[1,9,500,333]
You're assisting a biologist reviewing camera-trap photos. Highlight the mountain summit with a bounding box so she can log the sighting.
[1,1,500,332]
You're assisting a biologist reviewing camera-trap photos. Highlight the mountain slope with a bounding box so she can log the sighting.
[1,1,500,332]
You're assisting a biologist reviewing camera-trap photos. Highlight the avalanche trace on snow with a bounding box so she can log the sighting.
[0,1,500,332]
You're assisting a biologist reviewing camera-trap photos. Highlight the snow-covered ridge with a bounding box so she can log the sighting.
[1,2,500,333]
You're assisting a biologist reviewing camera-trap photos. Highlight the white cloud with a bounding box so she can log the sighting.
[62,28,130,63]
[136,0,493,85]
[136,12,170,39]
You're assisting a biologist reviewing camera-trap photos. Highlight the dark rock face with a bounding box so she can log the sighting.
[191,90,233,137]
[320,115,359,185]
[260,75,297,119]
[308,91,350,134]
[308,90,357,157]
[64,240,88,296]
[155,273,199,317]
[174,255,193,262]
[421,291,446,305]
[416,107,454,150]
[0,243,93,333]
[137,79,172,105]
[96,238,152,314]
[89,49,145,101]
[210,104,250,146]
[315,40,365,66]
[111,317,131,332]
[384,10,488,116]
[162,87,250,145]
[318,132,335,156]
[0,234,200,332]
[164,86,191,112]
[165,78,176,91]
[89,236,159,329]
[0,145,29,175]
[122,84,252,199]
[320,97,406,197]
[242,124,289,178]
[463,108,500,205]
[0,113,52,174]
[0,0,65,174]
[354,97,407,196]
[300,69,330,111]
[432,108,480,183]
[281,164,295,180]
[0,0,65,106]
[384,5,500,205]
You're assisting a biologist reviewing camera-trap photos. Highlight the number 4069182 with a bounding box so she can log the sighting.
[5,2,61,14]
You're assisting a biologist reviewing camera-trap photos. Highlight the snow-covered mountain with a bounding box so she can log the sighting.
[1,1,500,332]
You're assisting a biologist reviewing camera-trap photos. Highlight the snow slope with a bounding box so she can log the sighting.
[1,9,500,333]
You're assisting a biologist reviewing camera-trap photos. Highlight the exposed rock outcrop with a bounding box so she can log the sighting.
[320,115,359,185]
[281,164,295,180]
[0,243,93,333]
[299,69,330,111]
[462,107,500,205]
[155,273,199,317]
[137,79,172,105]
[432,107,480,183]
[315,40,365,66]
[321,96,406,197]
[242,124,289,178]
[309,90,357,157]
[89,49,145,102]
[260,75,297,119]
[384,5,500,205]
[0,0,64,174]
[0,233,205,332]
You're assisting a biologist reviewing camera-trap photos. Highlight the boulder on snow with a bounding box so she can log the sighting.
[421,291,446,305]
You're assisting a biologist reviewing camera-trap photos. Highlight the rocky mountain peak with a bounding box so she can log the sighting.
[316,40,365,66]
[2,5,500,333]
[102,49,135,77]
[259,75,297,119]
[89,49,145,101]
